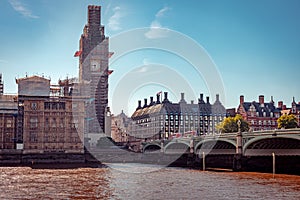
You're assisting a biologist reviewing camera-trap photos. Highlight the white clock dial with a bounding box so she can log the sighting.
[90,60,100,71]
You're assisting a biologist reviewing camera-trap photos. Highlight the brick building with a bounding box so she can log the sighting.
[0,94,17,149]
[291,97,300,125]
[16,75,85,153]
[131,92,226,140]
[237,95,281,131]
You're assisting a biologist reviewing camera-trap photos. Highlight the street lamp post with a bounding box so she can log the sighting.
[236,120,242,154]
[234,119,243,171]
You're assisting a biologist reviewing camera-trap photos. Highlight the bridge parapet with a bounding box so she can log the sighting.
[141,128,300,155]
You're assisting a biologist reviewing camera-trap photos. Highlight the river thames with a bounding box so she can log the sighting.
[1,164,299,199]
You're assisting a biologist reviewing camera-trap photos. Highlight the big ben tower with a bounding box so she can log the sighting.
[76,5,110,134]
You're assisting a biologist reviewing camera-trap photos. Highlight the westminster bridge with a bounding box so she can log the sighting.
[141,128,300,173]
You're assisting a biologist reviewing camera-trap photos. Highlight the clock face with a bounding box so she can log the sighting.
[90,60,100,71]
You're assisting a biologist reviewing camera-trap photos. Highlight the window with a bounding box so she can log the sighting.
[31,102,37,110]
[30,117,38,128]
[52,118,57,128]
[71,119,79,129]
[6,119,12,128]
[59,102,66,110]
[29,132,38,142]
[45,118,49,128]
[60,118,64,128]
[44,102,50,109]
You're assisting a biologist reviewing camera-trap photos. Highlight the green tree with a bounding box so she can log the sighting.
[217,114,250,133]
[277,114,298,129]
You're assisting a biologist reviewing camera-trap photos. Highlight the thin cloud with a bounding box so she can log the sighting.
[145,21,169,39]
[104,3,111,16]
[145,6,171,39]
[9,0,39,19]
[156,6,171,18]
[108,6,123,31]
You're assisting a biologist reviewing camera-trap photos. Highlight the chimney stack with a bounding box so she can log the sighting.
[240,95,244,104]
[150,96,154,105]
[137,100,142,110]
[206,96,210,104]
[282,105,287,110]
[181,93,185,100]
[156,93,160,104]
[143,98,148,108]
[278,101,283,109]
[191,100,194,104]
[163,92,169,102]
[259,95,264,105]
[216,94,220,102]
[200,93,203,101]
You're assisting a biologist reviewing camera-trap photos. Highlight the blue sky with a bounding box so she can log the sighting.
[0,0,300,115]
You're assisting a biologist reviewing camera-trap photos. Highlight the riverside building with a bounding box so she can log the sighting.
[15,75,85,153]
[131,92,226,140]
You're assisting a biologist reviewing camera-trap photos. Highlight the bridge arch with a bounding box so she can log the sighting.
[195,138,236,155]
[164,141,190,154]
[143,143,161,153]
[243,135,300,156]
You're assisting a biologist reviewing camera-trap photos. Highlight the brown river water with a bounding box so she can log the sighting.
[0,163,299,199]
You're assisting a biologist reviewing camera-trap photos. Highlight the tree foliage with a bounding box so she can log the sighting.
[277,114,298,129]
[217,114,249,133]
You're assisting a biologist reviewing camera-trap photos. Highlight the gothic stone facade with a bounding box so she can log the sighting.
[78,5,109,134]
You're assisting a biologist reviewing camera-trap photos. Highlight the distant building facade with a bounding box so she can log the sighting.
[0,94,17,149]
[291,97,300,126]
[111,110,131,143]
[131,92,226,140]
[0,73,3,95]
[15,75,85,153]
[237,95,281,131]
